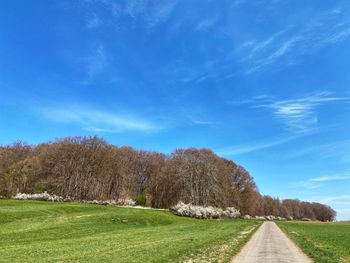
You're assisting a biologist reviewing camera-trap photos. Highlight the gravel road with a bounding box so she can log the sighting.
[231,222,312,263]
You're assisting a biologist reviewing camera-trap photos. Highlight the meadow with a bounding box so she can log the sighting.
[277,221,350,263]
[0,200,260,263]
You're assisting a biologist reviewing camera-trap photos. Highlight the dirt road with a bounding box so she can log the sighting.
[232,222,312,263]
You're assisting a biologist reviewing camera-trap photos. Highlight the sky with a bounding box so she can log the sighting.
[1,0,350,220]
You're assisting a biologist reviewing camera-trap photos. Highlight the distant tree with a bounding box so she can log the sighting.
[0,141,32,196]
[0,136,337,221]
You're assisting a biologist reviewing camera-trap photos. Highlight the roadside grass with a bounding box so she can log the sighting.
[277,221,350,263]
[0,200,261,263]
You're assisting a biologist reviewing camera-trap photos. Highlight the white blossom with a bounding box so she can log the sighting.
[171,202,240,219]
[13,192,67,202]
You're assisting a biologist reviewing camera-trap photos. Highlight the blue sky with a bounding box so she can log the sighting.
[1,0,350,220]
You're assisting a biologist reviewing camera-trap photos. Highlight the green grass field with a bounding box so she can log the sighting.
[277,221,350,263]
[0,200,260,263]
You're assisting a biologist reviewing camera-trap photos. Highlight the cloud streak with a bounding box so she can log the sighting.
[240,4,350,73]
[311,174,350,182]
[39,105,165,133]
[246,36,301,74]
[86,13,102,29]
[79,0,179,31]
[311,195,350,206]
[287,140,350,160]
[78,44,109,84]
[327,196,350,206]
[191,120,217,126]
[291,171,350,189]
[245,92,350,133]
[216,136,298,156]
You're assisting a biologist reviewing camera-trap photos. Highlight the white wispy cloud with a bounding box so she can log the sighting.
[250,92,350,133]
[216,136,298,156]
[191,119,218,126]
[287,140,350,159]
[69,1,350,82]
[242,29,288,60]
[79,44,109,84]
[311,174,350,182]
[290,171,350,189]
[240,4,350,73]
[246,36,301,74]
[39,105,165,133]
[311,195,350,206]
[194,17,218,32]
[86,13,102,29]
[289,181,323,190]
[80,0,178,30]
[158,60,216,84]
[125,0,147,19]
[146,0,178,28]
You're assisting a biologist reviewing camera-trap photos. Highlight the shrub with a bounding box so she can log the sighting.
[12,192,66,202]
[301,217,312,221]
[265,215,276,221]
[12,192,137,207]
[83,199,136,206]
[171,202,240,219]
[223,207,241,218]
[117,199,136,206]
[255,216,266,220]
[135,194,147,206]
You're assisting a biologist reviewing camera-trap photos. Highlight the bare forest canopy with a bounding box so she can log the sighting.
[0,136,336,221]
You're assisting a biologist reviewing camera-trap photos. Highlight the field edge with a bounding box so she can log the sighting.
[277,222,346,263]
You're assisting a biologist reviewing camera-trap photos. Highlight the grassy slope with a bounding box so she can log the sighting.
[0,200,261,263]
[277,221,350,263]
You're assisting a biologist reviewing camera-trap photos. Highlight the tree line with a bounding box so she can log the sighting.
[0,136,336,221]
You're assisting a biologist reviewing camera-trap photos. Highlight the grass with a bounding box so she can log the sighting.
[277,221,350,263]
[0,200,261,263]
